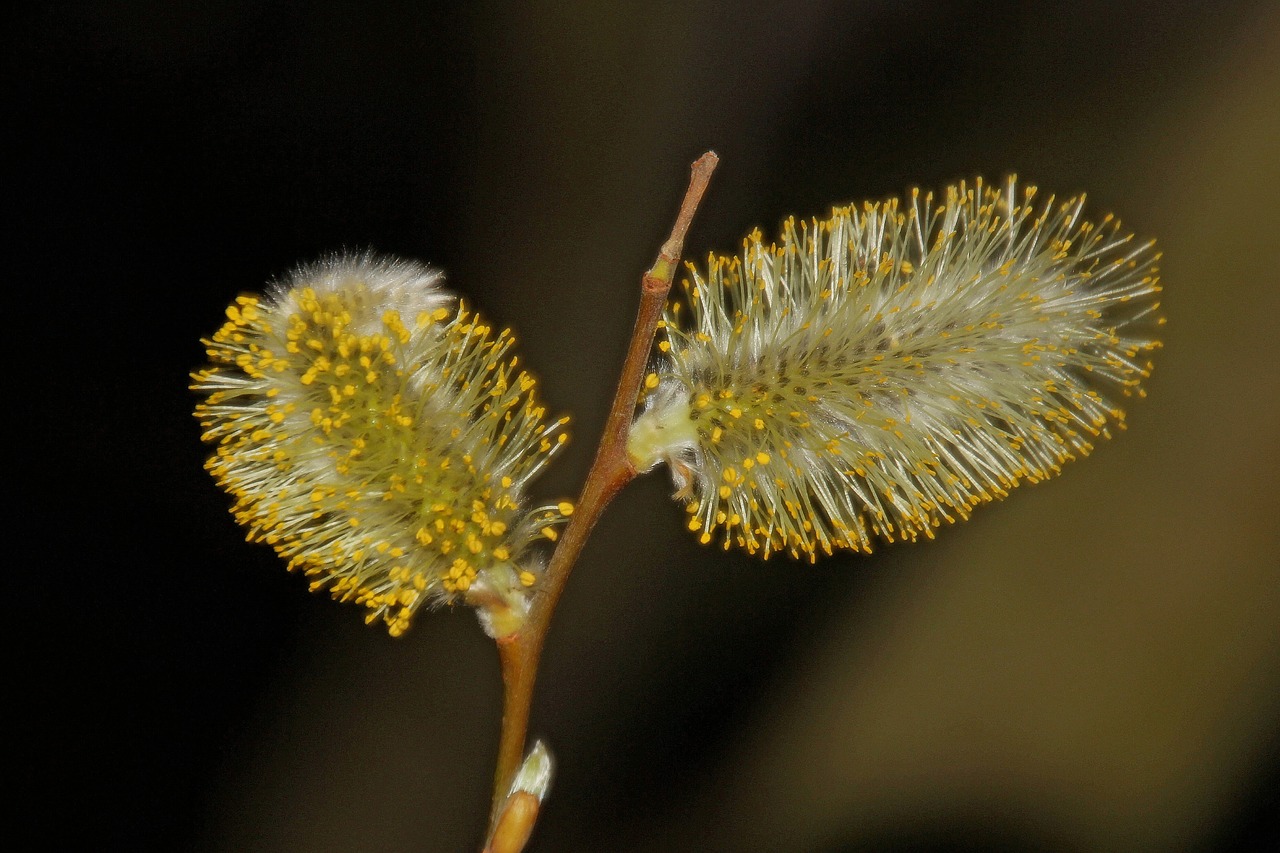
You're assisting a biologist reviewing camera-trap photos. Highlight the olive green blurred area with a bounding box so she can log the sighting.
[18,1,1278,851]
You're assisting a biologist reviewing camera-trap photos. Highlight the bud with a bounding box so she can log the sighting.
[485,740,553,853]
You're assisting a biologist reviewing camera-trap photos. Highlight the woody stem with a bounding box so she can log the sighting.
[485,152,719,839]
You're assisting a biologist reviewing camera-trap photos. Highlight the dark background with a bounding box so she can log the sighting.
[12,2,1279,850]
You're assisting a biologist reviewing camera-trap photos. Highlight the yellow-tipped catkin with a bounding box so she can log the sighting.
[629,177,1162,560]
[192,253,570,636]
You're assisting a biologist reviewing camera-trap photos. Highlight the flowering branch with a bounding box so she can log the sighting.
[483,152,719,852]
[193,149,1161,853]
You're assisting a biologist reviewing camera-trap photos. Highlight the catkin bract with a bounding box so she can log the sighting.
[629,177,1162,560]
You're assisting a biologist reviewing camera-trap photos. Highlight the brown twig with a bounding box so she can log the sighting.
[483,152,719,850]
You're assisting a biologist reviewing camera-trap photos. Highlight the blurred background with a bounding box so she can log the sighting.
[12,1,1278,850]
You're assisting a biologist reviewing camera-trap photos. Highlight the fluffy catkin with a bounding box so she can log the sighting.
[193,254,570,636]
[628,177,1162,560]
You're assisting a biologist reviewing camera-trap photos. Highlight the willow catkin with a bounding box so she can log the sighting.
[628,177,1162,560]
[192,253,570,636]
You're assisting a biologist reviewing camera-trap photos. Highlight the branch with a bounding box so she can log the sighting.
[482,152,719,852]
